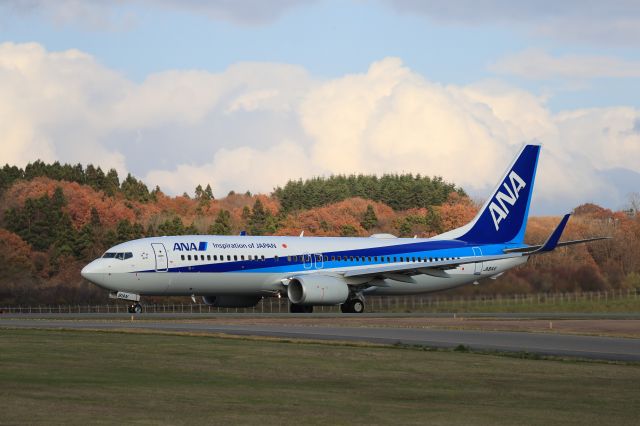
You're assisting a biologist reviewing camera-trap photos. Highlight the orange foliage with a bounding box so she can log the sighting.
[0,229,32,268]
[438,193,478,232]
[276,198,394,237]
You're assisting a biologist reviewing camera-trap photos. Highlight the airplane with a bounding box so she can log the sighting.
[81,144,608,314]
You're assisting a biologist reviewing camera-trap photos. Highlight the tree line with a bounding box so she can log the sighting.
[273,174,465,212]
[0,161,153,202]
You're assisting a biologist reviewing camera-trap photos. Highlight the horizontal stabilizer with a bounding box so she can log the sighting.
[504,237,611,254]
[536,213,570,253]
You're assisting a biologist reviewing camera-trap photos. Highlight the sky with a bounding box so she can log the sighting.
[1,0,639,214]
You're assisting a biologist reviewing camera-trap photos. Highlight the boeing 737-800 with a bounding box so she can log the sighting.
[81,144,607,313]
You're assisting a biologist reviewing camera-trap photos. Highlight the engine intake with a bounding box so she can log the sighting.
[287,275,349,306]
[201,295,261,308]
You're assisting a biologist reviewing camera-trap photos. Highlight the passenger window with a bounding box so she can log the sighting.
[201,255,205,261]
[207,255,211,261]
[261,255,265,261]
[181,255,185,261]
[227,255,231,261]
[241,255,245,260]
[234,255,238,261]
[188,255,192,261]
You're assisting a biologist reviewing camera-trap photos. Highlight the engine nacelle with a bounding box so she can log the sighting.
[201,295,261,308]
[287,275,349,306]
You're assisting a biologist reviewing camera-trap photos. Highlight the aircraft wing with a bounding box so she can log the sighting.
[341,253,523,281]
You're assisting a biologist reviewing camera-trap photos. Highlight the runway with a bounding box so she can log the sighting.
[2,314,640,361]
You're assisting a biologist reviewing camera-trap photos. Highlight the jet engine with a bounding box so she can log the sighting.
[287,275,349,306]
[201,295,261,308]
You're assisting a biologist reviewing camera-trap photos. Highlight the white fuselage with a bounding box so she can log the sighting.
[81,235,528,298]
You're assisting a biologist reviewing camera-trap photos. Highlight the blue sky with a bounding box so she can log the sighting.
[4,0,638,110]
[1,0,639,213]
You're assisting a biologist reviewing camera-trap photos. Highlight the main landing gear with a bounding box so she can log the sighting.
[289,303,314,313]
[340,298,365,314]
[127,303,142,314]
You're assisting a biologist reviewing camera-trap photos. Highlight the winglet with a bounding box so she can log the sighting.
[531,214,571,253]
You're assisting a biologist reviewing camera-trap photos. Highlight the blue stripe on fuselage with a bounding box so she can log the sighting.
[134,240,511,274]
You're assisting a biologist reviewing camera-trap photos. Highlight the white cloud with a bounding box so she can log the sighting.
[491,49,640,80]
[1,42,638,213]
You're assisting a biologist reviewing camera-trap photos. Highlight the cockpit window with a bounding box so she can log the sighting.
[103,252,133,260]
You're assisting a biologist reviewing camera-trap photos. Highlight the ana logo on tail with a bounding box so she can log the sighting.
[489,171,527,231]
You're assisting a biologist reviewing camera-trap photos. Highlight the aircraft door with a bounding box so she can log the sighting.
[314,254,324,269]
[151,243,168,272]
[472,247,483,275]
[303,254,313,269]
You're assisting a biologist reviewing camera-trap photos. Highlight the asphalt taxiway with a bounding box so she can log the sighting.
[2,314,639,361]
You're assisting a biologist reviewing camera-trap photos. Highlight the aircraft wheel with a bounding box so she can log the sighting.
[351,299,365,314]
[132,303,142,314]
[127,305,135,313]
[341,299,365,314]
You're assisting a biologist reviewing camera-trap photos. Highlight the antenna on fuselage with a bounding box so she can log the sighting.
[299,231,304,237]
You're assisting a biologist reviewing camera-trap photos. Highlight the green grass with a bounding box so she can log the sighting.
[1,329,639,425]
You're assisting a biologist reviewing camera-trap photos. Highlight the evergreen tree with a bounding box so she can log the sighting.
[241,206,251,220]
[360,204,378,230]
[425,207,443,234]
[249,199,268,236]
[121,174,150,202]
[104,169,120,195]
[340,224,358,237]
[204,184,214,200]
[195,184,204,199]
[158,217,186,236]
[274,173,465,212]
[208,210,232,235]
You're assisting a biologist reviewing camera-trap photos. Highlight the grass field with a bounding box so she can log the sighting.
[2,329,639,425]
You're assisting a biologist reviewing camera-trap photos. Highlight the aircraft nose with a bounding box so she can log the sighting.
[81,260,101,282]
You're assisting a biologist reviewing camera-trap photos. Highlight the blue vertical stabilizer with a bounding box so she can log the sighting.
[434,144,541,245]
